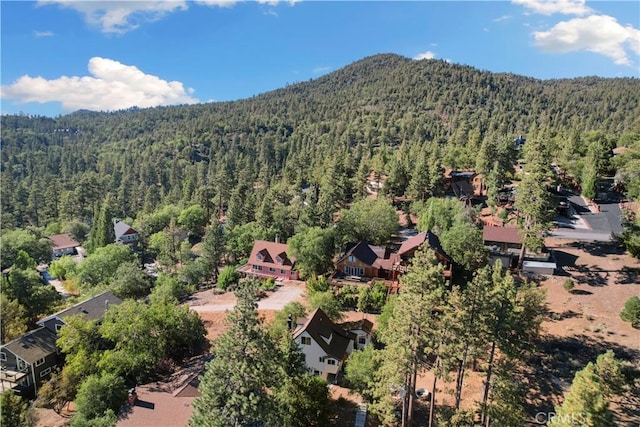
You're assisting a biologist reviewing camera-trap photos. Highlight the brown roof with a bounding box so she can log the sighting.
[247,240,296,271]
[293,308,354,360]
[482,226,522,245]
[397,230,451,262]
[339,242,398,270]
[2,327,57,364]
[48,233,79,250]
[338,319,374,334]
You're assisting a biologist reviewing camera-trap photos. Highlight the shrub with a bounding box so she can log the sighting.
[306,276,330,295]
[217,266,240,291]
[563,279,575,292]
[261,277,276,291]
[620,296,640,327]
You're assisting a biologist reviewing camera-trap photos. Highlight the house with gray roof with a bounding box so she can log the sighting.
[114,219,139,246]
[37,291,122,333]
[1,327,58,397]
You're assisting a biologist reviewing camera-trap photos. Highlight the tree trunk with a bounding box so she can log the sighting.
[455,345,469,409]
[407,357,418,427]
[480,341,497,425]
[428,358,439,427]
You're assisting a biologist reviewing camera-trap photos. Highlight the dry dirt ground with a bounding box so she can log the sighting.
[34,243,639,426]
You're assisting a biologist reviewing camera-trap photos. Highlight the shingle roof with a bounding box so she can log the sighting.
[293,308,354,360]
[482,226,522,245]
[2,327,57,364]
[38,291,122,324]
[48,234,79,250]
[397,230,451,262]
[338,319,374,334]
[114,220,137,240]
[247,240,296,271]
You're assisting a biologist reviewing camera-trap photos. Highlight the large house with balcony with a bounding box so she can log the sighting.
[237,240,299,280]
[0,328,58,397]
[334,230,453,284]
[1,292,123,397]
[293,308,355,383]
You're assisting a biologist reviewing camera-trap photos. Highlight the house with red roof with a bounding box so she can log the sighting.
[237,240,299,280]
[335,231,453,282]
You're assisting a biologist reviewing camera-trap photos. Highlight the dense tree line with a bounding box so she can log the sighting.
[2,54,639,237]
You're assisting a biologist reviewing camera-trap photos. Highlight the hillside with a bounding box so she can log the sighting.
[1,53,639,230]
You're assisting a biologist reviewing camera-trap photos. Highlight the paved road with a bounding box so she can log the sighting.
[562,186,624,238]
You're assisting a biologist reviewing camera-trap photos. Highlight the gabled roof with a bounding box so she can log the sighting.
[114,220,137,240]
[340,242,399,271]
[482,225,522,245]
[293,308,354,360]
[37,291,122,325]
[1,327,57,364]
[248,240,296,271]
[48,234,79,250]
[397,230,451,262]
[338,319,374,335]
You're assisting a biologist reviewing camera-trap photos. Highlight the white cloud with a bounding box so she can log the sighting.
[533,15,640,66]
[414,51,436,60]
[1,57,198,112]
[34,30,54,37]
[493,15,511,22]
[512,0,592,16]
[38,1,188,34]
[195,0,239,7]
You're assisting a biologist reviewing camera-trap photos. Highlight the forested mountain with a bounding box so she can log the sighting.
[2,53,639,232]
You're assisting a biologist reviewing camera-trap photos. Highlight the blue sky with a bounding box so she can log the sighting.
[1,0,639,117]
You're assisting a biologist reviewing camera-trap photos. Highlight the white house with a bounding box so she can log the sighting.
[114,219,138,246]
[338,319,374,351]
[293,308,355,383]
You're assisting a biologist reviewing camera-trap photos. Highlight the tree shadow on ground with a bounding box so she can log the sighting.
[569,289,593,295]
[524,335,640,424]
[616,267,640,285]
[547,309,583,321]
[568,241,626,257]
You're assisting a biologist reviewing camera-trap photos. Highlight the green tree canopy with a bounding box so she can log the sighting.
[337,197,398,245]
[287,227,335,279]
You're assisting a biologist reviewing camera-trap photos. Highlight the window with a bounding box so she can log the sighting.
[16,357,27,370]
[257,253,264,261]
[253,265,262,271]
[301,337,311,345]
[269,267,275,272]
[319,357,323,363]
[327,359,336,366]
[313,370,321,376]
[358,336,367,345]
[345,266,364,276]
[35,358,45,367]
[280,269,286,274]
[276,256,283,265]
[0,352,6,361]
[348,256,355,263]
[40,368,51,378]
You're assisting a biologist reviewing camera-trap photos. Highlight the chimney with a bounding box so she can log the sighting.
[287,314,293,331]
[275,234,280,244]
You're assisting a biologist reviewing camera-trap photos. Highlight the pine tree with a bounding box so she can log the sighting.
[190,285,281,427]
[548,351,625,427]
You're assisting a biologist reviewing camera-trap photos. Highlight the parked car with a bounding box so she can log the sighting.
[415,387,430,400]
